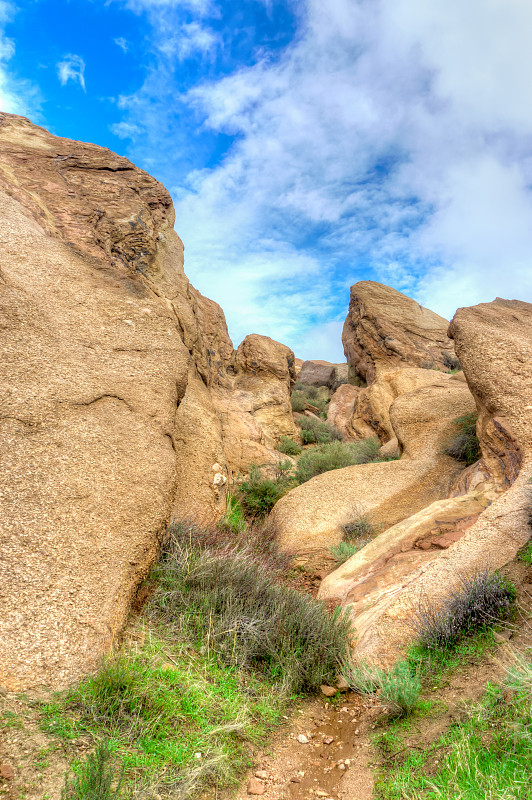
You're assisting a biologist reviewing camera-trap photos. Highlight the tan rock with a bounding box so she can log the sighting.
[274,377,475,554]
[0,113,295,690]
[319,297,532,666]
[247,778,265,795]
[342,281,456,384]
[298,360,348,390]
[326,384,359,438]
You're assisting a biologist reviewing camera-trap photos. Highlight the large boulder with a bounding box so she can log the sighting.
[0,113,295,690]
[343,281,456,384]
[319,298,532,666]
[273,373,475,554]
[298,359,349,390]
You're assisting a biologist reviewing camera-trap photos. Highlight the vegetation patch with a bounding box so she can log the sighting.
[62,740,124,800]
[331,514,376,564]
[344,659,421,718]
[277,435,302,456]
[295,438,383,484]
[412,569,516,653]
[238,461,295,517]
[374,659,532,800]
[443,412,481,466]
[290,383,331,415]
[298,415,342,444]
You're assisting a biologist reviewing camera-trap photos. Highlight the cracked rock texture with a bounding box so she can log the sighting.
[0,113,295,690]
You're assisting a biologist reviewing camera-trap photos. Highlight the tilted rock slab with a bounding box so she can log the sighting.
[0,113,295,690]
[342,281,455,384]
[273,372,475,555]
[319,298,532,666]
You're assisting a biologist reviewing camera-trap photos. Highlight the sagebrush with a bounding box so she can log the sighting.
[443,412,481,466]
[295,438,383,484]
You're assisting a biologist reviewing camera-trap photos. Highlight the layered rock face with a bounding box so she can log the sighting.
[273,372,475,554]
[342,281,456,384]
[0,114,294,690]
[319,298,532,665]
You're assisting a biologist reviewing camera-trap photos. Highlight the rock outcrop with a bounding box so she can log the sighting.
[342,281,456,384]
[298,360,348,390]
[319,298,532,666]
[273,372,475,554]
[0,113,294,690]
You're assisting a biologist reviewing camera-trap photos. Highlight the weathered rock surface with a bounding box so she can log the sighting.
[326,384,359,440]
[274,374,475,554]
[298,360,348,390]
[342,281,456,384]
[0,113,294,690]
[320,298,532,665]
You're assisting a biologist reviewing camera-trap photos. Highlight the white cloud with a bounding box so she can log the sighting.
[0,0,39,115]
[114,0,532,357]
[56,54,86,91]
[114,37,128,53]
[110,120,141,138]
[158,22,219,61]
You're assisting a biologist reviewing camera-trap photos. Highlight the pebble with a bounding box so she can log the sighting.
[320,685,338,697]
[323,736,334,745]
[254,770,268,780]
[297,734,309,744]
[247,778,265,795]
[0,764,14,780]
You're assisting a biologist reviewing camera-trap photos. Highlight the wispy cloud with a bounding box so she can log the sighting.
[0,0,40,116]
[56,53,86,91]
[114,36,128,53]
[111,0,532,358]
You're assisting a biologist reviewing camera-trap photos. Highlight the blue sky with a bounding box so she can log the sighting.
[2,0,532,360]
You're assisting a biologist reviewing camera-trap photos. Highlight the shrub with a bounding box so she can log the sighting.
[443,351,461,371]
[238,462,294,517]
[378,661,421,717]
[290,391,307,413]
[295,438,382,484]
[413,569,516,652]
[443,412,481,466]
[331,541,364,565]
[341,660,420,717]
[277,436,302,456]
[62,741,123,800]
[298,415,342,444]
[343,515,374,543]
[150,522,353,693]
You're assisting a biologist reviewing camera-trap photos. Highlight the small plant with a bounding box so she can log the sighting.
[298,415,342,444]
[442,351,461,371]
[342,660,420,717]
[290,384,331,415]
[343,515,375,542]
[517,539,532,566]
[443,412,481,466]
[331,540,364,564]
[277,436,302,456]
[413,569,516,652]
[238,462,294,517]
[295,438,382,484]
[220,493,247,534]
[378,661,421,717]
[62,741,123,800]
[290,391,306,413]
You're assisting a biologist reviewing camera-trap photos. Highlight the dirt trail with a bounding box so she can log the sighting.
[214,691,376,800]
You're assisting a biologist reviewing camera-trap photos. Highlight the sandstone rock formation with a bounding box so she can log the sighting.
[273,372,475,554]
[298,359,348,390]
[319,298,532,666]
[0,113,294,690]
[342,281,456,384]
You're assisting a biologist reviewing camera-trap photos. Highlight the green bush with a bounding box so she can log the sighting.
[413,569,516,652]
[342,659,420,718]
[277,436,302,456]
[444,412,481,466]
[378,661,421,717]
[298,415,342,444]
[290,391,307,413]
[291,384,331,415]
[331,541,364,565]
[151,522,353,693]
[442,351,461,371]
[238,462,294,517]
[295,438,382,484]
[62,741,123,800]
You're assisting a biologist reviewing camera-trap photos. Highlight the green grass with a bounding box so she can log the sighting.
[516,538,532,565]
[330,540,364,564]
[61,740,124,800]
[238,461,295,517]
[219,493,247,534]
[406,627,499,688]
[374,666,532,800]
[40,631,286,799]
